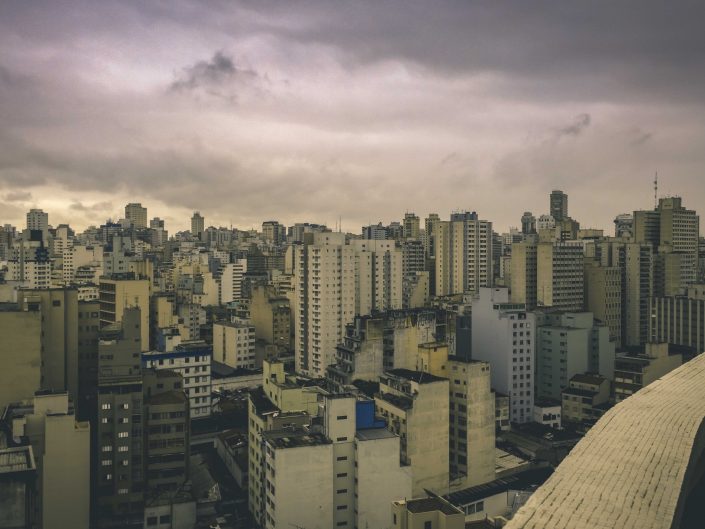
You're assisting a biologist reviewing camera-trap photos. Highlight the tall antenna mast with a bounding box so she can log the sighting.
[654,171,658,209]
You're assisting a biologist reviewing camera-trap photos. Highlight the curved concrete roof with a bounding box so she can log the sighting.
[506,354,705,529]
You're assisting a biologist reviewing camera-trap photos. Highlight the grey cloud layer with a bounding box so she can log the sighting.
[0,1,704,232]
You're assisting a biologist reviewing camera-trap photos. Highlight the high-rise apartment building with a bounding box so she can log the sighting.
[249,285,291,352]
[94,308,145,527]
[403,212,421,239]
[142,341,212,418]
[218,259,247,304]
[550,190,568,221]
[18,289,79,403]
[293,233,402,377]
[512,239,584,311]
[472,287,536,423]
[124,203,147,229]
[536,241,584,310]
[535,311,614,401]
[584,260,623,345]
[190,212,204,238]
[262,220,285,244]
[511,239,538,310]
[0,304,41,409]
[5,392,91,529]
[26,208,49,237]
[213,321,256,370]
[634,197,699,295]
[375,369,449,496]
[416,345,496,490]
[142,369,190,495]
[650,284,705,353]
[99,277,150,350]
[425,213,441,257]
[586,238,654,347]
[521,211,536,235]
[434,212,493,296]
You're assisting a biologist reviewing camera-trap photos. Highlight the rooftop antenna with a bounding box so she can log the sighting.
[654,171,658,209]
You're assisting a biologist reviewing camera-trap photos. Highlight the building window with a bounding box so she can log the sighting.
[424,522,432,529]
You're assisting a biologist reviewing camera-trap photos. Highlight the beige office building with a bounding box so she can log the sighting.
[0,306,41,408]
[8,392,91,529]
[124,203,147,229]
[375,369,449,496]
[434,213,493,297]
[99,277,150,350]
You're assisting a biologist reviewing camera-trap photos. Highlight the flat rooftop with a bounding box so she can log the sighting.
[355,427,396,442]
[263,430,330,449]
[385,368,447,384]
[570,373,606,385]
[446,467,553,507]
[402,497,461,516]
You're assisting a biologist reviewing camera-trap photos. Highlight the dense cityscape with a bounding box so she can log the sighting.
[0,188,703,528]
[3,1,705,528]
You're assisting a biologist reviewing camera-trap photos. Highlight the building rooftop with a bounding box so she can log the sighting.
[249,386,278,415]
[384,368,447,384]
[570,373,606,386]
[402,497,461,516]
[376,392,413,410]
[263,429,330,449]
[355,427,396,442]
[146,391,187,406]
[446,467,553,507]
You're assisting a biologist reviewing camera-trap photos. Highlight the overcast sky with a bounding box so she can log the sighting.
[1,1,704,234]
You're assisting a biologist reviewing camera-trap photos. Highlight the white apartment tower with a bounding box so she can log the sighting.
[472,287,536,423]
[293,233,403,377]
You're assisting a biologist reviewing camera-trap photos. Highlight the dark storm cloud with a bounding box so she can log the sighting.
[0,1,704,232]
[170,51,252,92]
[558,114,591,138]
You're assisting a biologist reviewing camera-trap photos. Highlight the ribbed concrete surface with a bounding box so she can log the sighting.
[506,354,705,529]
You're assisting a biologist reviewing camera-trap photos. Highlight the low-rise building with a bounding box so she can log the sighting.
[614,343,683,402]
[532,399,562,429]
[391,497,464,529]
[561,373,611,425]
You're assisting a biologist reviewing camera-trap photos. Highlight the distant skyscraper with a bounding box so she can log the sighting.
[614,213,633,238]
[26,208,49,238]
[262,220,285,244]
[634,196,699,295]
[191,211,204,238]
[521,211,536,235]
[124,202,147,228]
[434,212,493,296]
[403,212,421,239]
[550,190,568,221]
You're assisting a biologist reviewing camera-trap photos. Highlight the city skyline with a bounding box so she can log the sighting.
[1,1,705,232]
